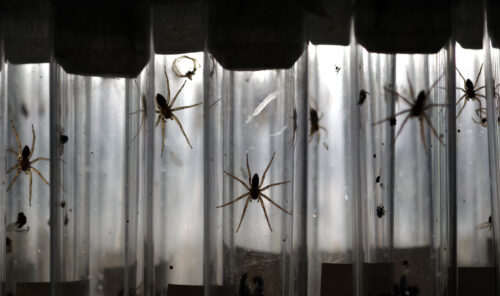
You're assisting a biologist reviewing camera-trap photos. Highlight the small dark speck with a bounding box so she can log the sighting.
[64,215,69,226]
[169,265,174,270]
[376,205,385,218]
[126,220,129,224]
[373,154,376,158]
[376,176,380,183]
[60,135,69,144]
[69,208,73,212]
[21,104,29,117]
[382,142,385,146]
[389,118,397,126]
[60,201,66,208]
[457,129,461,133]
[403,258,409,268]
[440,134,444,138]
[91,151,94,155]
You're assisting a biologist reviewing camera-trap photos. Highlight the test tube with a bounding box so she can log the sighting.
[150,53,205,294]
[204,54,303,295]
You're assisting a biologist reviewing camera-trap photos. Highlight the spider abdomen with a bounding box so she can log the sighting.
[250,187,260,200]
[411,91,427,117]
[20,159,31,171]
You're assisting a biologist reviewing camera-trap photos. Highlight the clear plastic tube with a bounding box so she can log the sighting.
[3,63,50,296]
[150,53,205,293]
[0,19,7,296]
[454,43,494,268]
[306,44,354,296]
[51,65,145,296]
[204,55,302,296]
[483,7,500,294]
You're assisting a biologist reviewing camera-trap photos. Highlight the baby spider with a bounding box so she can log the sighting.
[456,64,486,118]
[172,55,201,80]
[373,75,446,148]
[156,66,203,157]
[472,80,500,127]
[6,121,50,206]
[309,105,328,144]
[217,152,292,232]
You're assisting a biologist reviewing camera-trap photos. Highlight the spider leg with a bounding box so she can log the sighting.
[7,164,18,174]
[372,109,411,126]
[427,73,445,96]
[236,197,251,233]
[131,111,145,141]
[384,87,413,106]
[7,149,18,155]
[456,94,467,107]
[216,192,250,208]
[308,130,315,143]
[319,126,328,137]
[7,169,20,192]
[393,114,411,143]
[419,118,427,149]
[29,124,35,159]
[30,157,50,164]
[456,99,468,118]
[160,120,166,157]
[258,196,273,232]
[456,67,467,83]
[246,153,251,185]
[260,181,291,192]
[425,104,448,108]
[156,115,162,127]
[11,121,21,153]
[171,102,203,112]
[406,74,415,101]
[130,109,145,115]
[260,152,276,187]
[475,86,486,92]
[261,193,292,215]
[172,114,193,149]
[28,170,33,206]
[316,131,321,145]
[423,113,445,146]
[31,167,50,186]
[168,81,187,108]
[474,63,484,88]
[164,65,171,105]
[224,171,250,190]
[457,88,467,93]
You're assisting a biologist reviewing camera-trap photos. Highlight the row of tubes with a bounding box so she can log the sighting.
[1,26,500,296]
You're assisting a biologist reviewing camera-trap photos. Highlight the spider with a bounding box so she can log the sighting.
[456,64,486,118]
[6,121,50,206]
[217,152,292,232]
[172,55,200,80]
[373,75,446,148]
[472,81,500,127]
[156,66,203,157]
[309,106,328,144]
